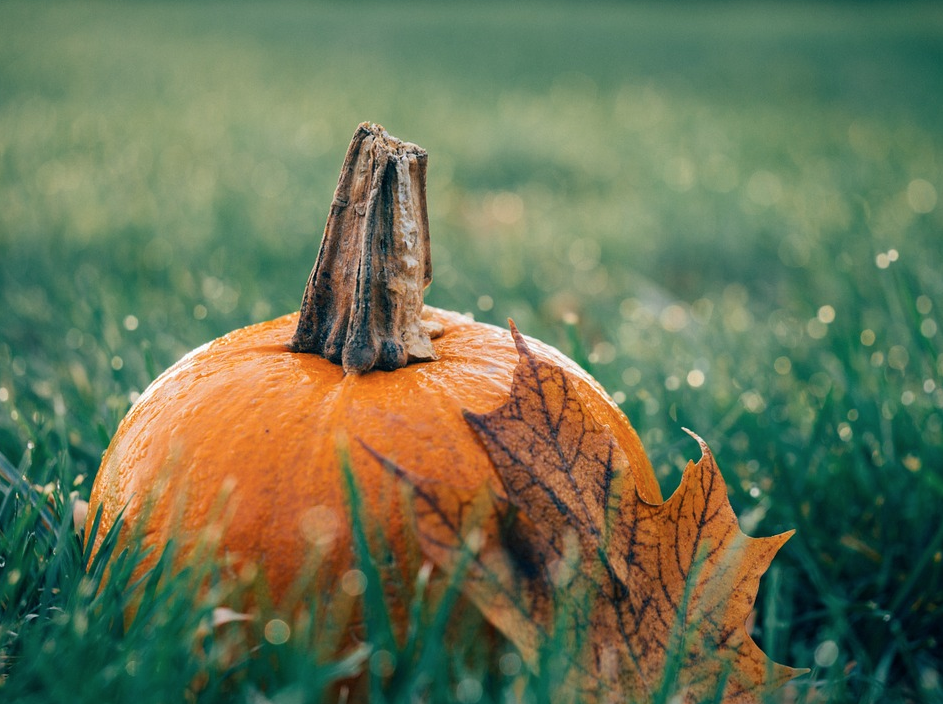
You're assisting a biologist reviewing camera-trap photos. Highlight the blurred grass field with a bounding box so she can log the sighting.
[1,1,942,702]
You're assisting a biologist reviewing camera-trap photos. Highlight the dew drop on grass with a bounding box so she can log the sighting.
[660,304,689,332]
[263,619,290,645]
[907,178,937,213]
[687,369,706,388]
[921,668,941,692]
[740,390,766,414]
[589,341,616,365]
[875,249,900,269]
[78,577,96,598]
[499,652,522,677]
[806,318,828,339]
[300,505,339,548]
[340,569,367,597]
[73,612,88,637]
[814,640,840,668]
[746,170,783,207]
[888,345,910,370]
[490,191,524,225]
[456,677,483,703]
[622,367,641,386]
[369,649,396,677]
[65,329,83,349]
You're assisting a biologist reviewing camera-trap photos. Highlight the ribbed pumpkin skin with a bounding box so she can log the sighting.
[86,306,661,605]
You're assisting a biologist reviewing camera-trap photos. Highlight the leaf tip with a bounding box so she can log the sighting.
[682,427,711,459]
[507,318,532,359]
[773,528,797,550]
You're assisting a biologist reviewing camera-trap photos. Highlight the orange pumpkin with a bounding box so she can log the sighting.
[85,123,661,621]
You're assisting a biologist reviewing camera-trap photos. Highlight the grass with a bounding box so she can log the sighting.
[1,0,942,701]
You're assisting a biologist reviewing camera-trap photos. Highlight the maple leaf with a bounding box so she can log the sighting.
[370,323,804,703]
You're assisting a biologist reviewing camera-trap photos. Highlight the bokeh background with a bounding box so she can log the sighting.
[2,2,942,701]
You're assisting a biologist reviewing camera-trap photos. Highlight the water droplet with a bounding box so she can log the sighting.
[907,179,937,214]
[814,640,840,668]
[341,569,367,597]
[263,619,290,645]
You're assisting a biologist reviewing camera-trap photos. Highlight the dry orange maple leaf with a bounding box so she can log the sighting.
[372,322,804,703]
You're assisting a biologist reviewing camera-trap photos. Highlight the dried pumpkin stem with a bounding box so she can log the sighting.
[290,122,442,373]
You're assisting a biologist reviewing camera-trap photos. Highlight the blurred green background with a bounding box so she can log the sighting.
[1,1,942,701]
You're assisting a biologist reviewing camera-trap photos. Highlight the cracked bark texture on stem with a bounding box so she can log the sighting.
[290,122,442,373]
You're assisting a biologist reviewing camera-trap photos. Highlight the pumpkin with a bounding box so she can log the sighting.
[85,123,661,624]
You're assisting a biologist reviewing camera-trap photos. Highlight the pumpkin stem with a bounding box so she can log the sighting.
[290,123,443,373]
